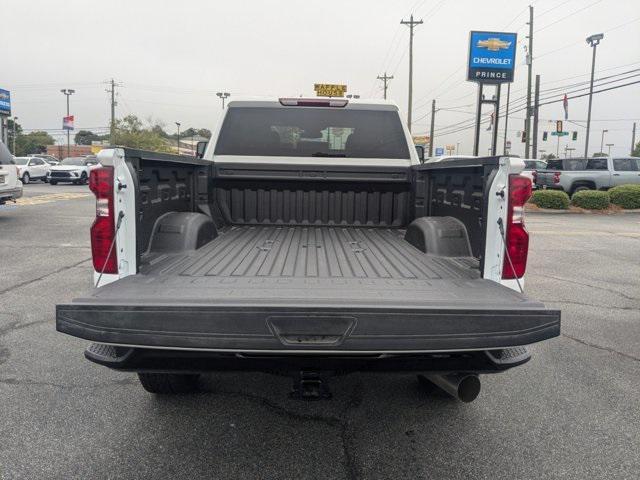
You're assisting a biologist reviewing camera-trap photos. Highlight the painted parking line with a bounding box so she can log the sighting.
[15,193,92,206]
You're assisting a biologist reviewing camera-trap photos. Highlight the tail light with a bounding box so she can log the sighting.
[89,166,117,274]
[502,175,532,280]
[553,171,561,184]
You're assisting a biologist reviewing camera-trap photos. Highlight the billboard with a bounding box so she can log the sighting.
[63,115,75,130]
[314,84,347,97]
[467,31,517,83]
[0,89,11,116]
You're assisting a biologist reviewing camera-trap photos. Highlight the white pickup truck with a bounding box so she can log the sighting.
[56,98,560,402]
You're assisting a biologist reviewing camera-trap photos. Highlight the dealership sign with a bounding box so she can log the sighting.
[467,31,517,83]
[63,115,75,130]
[0,89,11,116]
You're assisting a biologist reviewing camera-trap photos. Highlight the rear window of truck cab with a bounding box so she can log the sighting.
[214,106,410,159]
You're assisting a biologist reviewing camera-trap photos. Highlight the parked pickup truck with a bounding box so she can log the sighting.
[536,156,640,194]
[56,98,560,402]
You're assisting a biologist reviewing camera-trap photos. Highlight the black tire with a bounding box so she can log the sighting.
[50,180,58,185]
[43,177,49,183]
[137,373,200,394]
[22,172,30,184]
[79,172,88,185]
[571,185,591,196]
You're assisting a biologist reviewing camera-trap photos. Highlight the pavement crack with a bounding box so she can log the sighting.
[562,333,639,362]
[532,273,640,302]
[214,386,363,479]
[0,257,91,296]
[540,299,639,312]
[0,376,137,389]
[0,319,48,338]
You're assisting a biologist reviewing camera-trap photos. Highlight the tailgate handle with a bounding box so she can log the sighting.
[267,316,356,346]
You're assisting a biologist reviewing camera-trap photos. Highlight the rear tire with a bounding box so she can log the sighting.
[137,373,200,394]
[50,180,58,185]
[571,185,591,196]
[22,172,30,184]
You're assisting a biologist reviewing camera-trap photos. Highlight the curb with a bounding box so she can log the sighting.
[526,206,640,215]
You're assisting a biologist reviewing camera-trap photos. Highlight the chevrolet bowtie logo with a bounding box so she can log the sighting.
[477,38,511,52]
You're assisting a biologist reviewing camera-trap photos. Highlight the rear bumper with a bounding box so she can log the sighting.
[56,304,561,354]
[83,342,533,373]
[0,186,23,201]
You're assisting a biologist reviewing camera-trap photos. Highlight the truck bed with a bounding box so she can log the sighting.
[57,225,560,353]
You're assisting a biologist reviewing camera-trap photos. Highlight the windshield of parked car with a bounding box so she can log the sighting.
[215,106,411,159]
[13,157,29,165]
[61,158,86,166]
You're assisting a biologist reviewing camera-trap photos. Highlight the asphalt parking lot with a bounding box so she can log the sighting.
[1,186,639,479]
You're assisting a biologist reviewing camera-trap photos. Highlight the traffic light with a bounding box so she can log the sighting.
[521,131,527,143]
[543,131,548,141]
[556,121,563,133]
[572,131,578,141]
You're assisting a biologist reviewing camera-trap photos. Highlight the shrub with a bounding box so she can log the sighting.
[609,184,640,209]
[529,190,570,209]
[571,190,610,210]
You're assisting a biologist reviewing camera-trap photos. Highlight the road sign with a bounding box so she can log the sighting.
[551,131,569,137]
[314,84,347,97]
[435,147,445,156]
[412,135,430,145]
[0,89,11,116]
[63,115,75,131]
[467,31,517,83]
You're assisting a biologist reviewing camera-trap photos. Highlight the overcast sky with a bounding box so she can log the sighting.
[3,0,640,157]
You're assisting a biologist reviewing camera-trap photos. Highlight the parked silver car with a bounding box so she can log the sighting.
[536,156,640,195]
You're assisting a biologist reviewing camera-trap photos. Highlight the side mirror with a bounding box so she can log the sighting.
[415,145,425,163]
[196,141,208,159]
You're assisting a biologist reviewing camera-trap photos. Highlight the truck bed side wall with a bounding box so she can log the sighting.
[211,163,412,227]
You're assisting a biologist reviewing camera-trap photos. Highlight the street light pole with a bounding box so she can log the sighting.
[585,33,604,158]
[175,122,181,154]
[606,143,614,156]
[600,129,608,155]
[216,92,230,109]
[12,116,18,155]
[60,89,75,158]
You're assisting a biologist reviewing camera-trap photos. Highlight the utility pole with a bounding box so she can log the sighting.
[606,143,614,156]
[106,79,121,145]
[175,122,181,154]
[376,72,394,100]
[585,33,604,158]
[632,122,637,155]
[524,5,534,158]
[216,92,230,109]
[11,116,18,155]
[600,129,608,155]
[60,89,75,158]
[532,75,540,159]
[428,99,436,157]
[503,83,511,155]
[401,15,423,132]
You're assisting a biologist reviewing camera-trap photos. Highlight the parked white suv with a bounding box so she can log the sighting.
[13,156,51,183]
[49,156,100,185]
[0,142,23,205]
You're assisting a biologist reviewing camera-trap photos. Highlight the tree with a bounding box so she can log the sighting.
[541,153,557,160]
[6,119,22,153]
[15,131,55,156]
[113,115,173,153]
[633,141,640,157]
[593,152,607,157]
[75,130,103,145]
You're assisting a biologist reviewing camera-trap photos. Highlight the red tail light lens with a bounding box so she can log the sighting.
[502,174,532,280]
[89,166,117,274]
